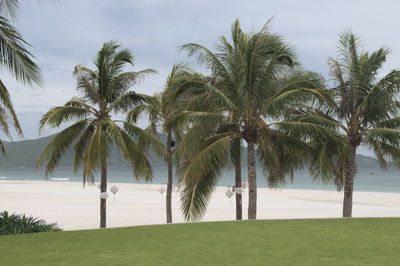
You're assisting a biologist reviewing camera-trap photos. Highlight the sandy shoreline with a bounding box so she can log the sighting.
[1,180,399,230]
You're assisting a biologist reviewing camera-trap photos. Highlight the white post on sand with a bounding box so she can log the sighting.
[110,185,119,205]
[159,186,166,199]
[225,186,234,206]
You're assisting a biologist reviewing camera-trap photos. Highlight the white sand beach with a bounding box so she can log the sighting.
[1,180,399,230]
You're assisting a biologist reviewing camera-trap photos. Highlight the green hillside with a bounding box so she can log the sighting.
[0,135,384,170]
[0,135,167,168]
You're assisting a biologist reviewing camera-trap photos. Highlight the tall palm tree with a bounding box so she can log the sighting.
[174,19,337,220]
[321,31,400,217]
[126,63,192,223]
[37,41,164,228]
[0,0,42,151]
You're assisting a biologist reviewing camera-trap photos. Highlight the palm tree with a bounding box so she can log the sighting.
[0,0,42,152]
[322,31,400,217]
[126,63,192,223]
[37,41,164,228]
[174,19,336,220]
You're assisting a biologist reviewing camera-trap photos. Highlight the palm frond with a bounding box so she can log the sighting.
[109,69,157,99]
[0,0,19,19]
[37,119,89,176]
[38,105,93,133]
[73,120,96,173]
[180,43,236,87]
[165,111,225,133]
[178,135,232,220]
[123,121,168,161]
[73,64,99,104]
[109,91,149,112]
[365,128,400,145]
[81,122,108,184]
[0,16,42,86]
[180,168,219,221]
[111,121,153,181]
[0,138,5,155]
[376,116,400,129]
[275,121,343,144]
[0,78,21,135]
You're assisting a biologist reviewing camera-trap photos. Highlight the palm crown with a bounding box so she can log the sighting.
[174,20,338,220]
[295,31,400,217]
[38,41,159,184]
[330,32,400,159]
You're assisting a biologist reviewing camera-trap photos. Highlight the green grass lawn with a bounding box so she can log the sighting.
[1,218,399,265]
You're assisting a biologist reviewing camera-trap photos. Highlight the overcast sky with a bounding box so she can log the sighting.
[3,0,400,155]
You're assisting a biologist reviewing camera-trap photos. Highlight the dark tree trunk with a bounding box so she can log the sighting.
[247,140,257,219]
[343,144,356,217]
[166,132,173,223]
[100,163,107,228]
[235,154,242,220]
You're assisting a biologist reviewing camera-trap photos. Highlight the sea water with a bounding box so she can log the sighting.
[0,166,399,193]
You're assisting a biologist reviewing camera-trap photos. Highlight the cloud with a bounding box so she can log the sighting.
[1,0,399,154]
[119,36,150,47]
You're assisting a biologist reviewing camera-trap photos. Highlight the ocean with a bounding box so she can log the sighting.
[0,166,399,193]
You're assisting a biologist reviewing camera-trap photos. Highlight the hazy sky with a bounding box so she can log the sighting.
[3,0,400,155]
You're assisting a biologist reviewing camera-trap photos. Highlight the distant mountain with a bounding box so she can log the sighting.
[0,135,387,170]
[355,154,384,169]
[0,135,167,168]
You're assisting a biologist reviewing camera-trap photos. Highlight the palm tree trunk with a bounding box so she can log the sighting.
[343,145,356,217]
[235,154,242,220]
[100,163,107,228]
[247,140,257,219]
[166,132,173,223]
